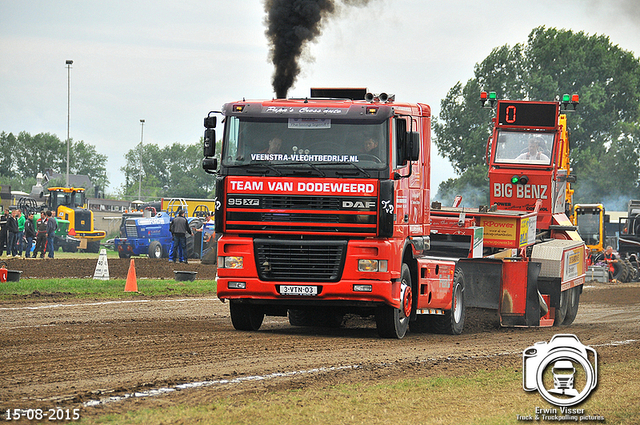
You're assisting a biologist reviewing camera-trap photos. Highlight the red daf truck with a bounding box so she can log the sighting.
[202,88,585,338]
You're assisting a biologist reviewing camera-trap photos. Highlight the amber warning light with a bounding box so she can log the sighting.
[366,107,379,115]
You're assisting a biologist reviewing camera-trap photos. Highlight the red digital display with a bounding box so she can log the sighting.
[497,101,558,128]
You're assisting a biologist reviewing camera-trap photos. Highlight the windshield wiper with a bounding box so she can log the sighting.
[226,162,282,176]
[320,161,371,178]
[284,161,326,177]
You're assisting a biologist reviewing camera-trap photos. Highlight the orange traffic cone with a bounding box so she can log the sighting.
[124,259,138,292]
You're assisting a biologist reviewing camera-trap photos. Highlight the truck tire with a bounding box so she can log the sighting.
[148,241,164,259]
[611,261,626,282]
[230,301,264,331]
[561,286,581,326]
[623,259,637,282]
[432,268,466,335]
[626,258,639,282]
[554,288,571,325]
[60,239,77,253]
[86,241,101,253]
[375,263,412,339]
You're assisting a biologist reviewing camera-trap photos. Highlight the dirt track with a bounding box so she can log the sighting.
[0,267,639,420]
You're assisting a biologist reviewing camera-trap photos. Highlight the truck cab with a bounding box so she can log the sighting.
[485,96,578,232]
[203,88,429,338]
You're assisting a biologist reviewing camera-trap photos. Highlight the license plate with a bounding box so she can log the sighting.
[280,285,318,296]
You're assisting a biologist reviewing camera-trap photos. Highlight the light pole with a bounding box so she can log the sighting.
[138,119,145,200]
[65,59,73,187]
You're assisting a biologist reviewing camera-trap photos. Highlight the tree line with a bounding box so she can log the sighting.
[433,26,640,211]
[3,27,639,208]
[0,131,217,200]
[0,132,108,193]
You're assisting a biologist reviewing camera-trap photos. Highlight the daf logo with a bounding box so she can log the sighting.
[342,200,375,209]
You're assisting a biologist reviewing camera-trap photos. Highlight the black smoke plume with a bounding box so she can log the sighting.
[264,0,372,99]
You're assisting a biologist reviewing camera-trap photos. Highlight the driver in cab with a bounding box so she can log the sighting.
[516,137,549,162]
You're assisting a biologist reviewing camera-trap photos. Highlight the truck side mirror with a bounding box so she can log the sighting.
[407,131,420,162]
[396,118,408,166]
[204,115,217,129]
[202,157,218,174]
[204,128,216,157]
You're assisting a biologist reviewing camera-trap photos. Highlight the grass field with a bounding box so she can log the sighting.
[79,359,639,425]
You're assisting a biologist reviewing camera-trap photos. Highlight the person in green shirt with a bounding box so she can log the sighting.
[16,209,25,257]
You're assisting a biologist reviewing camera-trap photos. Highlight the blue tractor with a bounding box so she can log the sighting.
[114,199,206,259]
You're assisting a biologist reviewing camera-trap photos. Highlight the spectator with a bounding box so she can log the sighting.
[170,209,191,264]
[0,210,8,256]
[24,212,36,258]
[16,209,25,257]
[34,212,48,259]
[46,210,57,259]
[604,246,621,282]
[6,209,19,257]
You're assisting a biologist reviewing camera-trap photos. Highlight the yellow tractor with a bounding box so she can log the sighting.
[48,187,106,252]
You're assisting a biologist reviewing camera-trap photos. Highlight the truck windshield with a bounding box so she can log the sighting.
[74,191,85,208]
[494,131,554,166]
[576,212,601,246]
[222,116,388,170]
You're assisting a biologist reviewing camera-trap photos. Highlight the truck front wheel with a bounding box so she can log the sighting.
[432,268,466,335]
[376,263,412,339]
[230,301,264,331]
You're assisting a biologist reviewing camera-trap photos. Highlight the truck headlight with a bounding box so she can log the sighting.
[358,259,387,272]
[218,256,244,269]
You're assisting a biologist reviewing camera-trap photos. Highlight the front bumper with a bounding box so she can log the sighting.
[217,277,402,310]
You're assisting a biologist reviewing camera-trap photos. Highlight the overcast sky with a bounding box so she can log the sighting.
[2,0,639,195]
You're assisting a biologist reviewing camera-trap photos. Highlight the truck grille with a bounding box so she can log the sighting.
[125,224,138,238]
[226,195,377,235]
[254,239,347,282]
[262,196,341,210]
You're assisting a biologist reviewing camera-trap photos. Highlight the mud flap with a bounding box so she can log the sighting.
[457,258,503,309]
[500,261,542,327]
